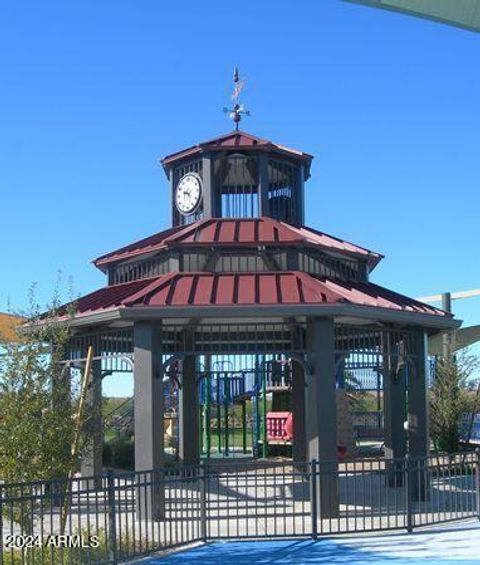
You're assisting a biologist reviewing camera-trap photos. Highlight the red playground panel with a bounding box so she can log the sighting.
[266,411,348,459]
[266,412,293,442]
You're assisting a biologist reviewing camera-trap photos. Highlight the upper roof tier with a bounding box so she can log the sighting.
[93,216,383,271]
[161,130,313,177]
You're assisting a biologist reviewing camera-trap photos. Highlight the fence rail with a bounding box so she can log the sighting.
[1,451,479,564]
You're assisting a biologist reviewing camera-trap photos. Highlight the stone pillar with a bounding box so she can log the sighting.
[80,359,103,488]
[178,355,200,466]
[292,360,306,464]
[408,328,429,500]
[305,317,338,518]
[134,322,164,520]
[384,334,407,486]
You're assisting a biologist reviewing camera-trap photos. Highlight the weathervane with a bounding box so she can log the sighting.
[223,66,250,130]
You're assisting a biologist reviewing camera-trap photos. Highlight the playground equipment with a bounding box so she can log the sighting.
[198,356,293,458]
[103,354,360,461]
[103,356,295,460]
[104,381,178,450]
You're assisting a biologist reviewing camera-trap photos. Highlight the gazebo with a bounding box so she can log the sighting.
[57,127,459,519]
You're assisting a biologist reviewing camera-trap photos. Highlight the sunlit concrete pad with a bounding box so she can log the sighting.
[144,520,480,564]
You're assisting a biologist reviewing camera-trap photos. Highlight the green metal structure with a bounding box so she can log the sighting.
[344,0,480,33]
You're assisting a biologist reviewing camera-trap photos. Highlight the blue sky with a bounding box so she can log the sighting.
[1,1,479,396]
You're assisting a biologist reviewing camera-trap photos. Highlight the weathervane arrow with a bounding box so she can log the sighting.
[223,66,250,130]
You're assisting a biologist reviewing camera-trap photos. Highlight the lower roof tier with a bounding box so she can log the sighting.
[65,272,452,328]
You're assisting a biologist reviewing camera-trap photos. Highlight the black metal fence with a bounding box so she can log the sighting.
[352,411,384,439]
[1,451,479,564]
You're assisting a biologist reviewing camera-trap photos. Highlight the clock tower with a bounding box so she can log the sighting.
[162,69,313,228]
[162,130,312,227]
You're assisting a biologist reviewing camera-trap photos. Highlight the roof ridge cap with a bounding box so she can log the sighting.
[300,224,383,258]
[162,217,211,244]
[93,224,185,266]
[123,273,177,306]
[295,272,347,303]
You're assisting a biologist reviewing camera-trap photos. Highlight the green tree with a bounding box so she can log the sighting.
[0,290,77,484]
[429,347,478,453]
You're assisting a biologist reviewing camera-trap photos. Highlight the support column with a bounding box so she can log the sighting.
[50,350,72,504]
[202,154,215,218]
[51,343,72,463]
[294,163,305,226]
[408,330,429,458]
[292,360,306,464]
[170,168,180,227]
[178,355,200,466]
[134,322,164,520]
[80,359,103,489]
[305,317,338,518]
[258,152,270,216]
[384,334,407,486]
[442,292,453,358]
[408,329,429,500]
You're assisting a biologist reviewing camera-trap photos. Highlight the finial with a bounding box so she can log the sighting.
[223,66,250,130]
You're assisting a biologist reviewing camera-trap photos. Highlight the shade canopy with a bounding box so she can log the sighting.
[344,0,480,33]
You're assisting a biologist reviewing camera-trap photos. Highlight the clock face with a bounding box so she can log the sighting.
[175,173,202,215]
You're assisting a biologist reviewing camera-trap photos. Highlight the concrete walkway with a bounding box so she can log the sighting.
[145,520,480,564]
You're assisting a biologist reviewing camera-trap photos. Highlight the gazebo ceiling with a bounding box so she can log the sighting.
[93,217,383,270]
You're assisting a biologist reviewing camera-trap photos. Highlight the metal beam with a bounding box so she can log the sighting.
[417,289,480,303]
[119,304,462,329]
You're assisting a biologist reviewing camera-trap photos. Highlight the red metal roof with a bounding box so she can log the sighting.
[161,130,313,172]
[70,272,447,317]
[94,217,383,270]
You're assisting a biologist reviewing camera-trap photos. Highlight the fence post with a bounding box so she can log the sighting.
[476,449,480,522]
[310,459,318,540]
[200,462,207,542]
[405,455,413,533]
[107,470,118,564]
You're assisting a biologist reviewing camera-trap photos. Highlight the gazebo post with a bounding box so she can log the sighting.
[305,317,339,519]
[408,328,429,499]
[384,335,407,486]
[178,354,200,466]
[80,359,103,489]
[134,321,165,520]
[292,360,306,464]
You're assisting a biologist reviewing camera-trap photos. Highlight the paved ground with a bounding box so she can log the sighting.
[145,520,480,564]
